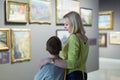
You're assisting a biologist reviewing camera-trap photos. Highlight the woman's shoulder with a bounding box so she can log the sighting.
[69,34,79,41]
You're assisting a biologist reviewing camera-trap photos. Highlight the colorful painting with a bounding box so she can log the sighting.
[6,1,27,23]
[11,28,31,63]
[99,11,113,30]
[29,0,52,24]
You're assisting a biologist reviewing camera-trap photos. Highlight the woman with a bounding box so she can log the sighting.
[40,11,89,80]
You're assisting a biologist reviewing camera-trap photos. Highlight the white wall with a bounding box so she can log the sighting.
[0,0,99,80]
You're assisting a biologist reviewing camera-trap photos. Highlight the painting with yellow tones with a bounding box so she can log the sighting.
[11,28,31,63]
[0,28,9,50]
[99,33,107,47]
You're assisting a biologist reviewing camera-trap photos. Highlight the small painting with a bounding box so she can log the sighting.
[99,33,107,47]
[0,28,9,50]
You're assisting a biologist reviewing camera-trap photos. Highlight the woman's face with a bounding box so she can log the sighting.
[64,23,71,33]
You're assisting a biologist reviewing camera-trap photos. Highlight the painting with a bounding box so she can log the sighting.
[11,28,31,63]
[109,32,120,44]
[56,0,80,25]
[6,1,27,23]
[56,29,70,47]
[99,33,107,47]
[99,11,114,30]
[0,28,9,50]
[29,0,52,24]
[0,51,9,64]
[80,7,93,26]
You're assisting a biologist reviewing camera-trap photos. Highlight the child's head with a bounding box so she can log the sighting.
[46,36,62,55]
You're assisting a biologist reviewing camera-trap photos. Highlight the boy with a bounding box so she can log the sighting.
[34,36,65,80]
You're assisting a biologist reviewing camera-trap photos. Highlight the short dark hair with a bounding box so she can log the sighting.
[46,36,62,55]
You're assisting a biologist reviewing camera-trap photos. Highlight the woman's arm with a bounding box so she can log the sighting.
[39,57,67,69]
[54,59,67,69]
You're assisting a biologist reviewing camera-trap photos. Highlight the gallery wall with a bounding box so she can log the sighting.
[99,0,120,59]
[0,0,99,80]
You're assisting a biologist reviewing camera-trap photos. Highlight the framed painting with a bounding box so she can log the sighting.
[99,33,107,47]
[109,32,120,44]
[56,0,80,25]
[56,29,70,47]
[29,0,52,24]
[6,1,28,23]
[11,28,31,63]
[80,7,93,26]
[0,28,10,50]
[99,11,114,30]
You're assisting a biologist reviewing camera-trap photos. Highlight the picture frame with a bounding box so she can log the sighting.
[0,28,10,50]
[56,0,80,25]
[98,11,114,30]
[56,29,70,47]
[11,28,31,63]
[6,1,28,23]
[29,0,52,24]
[109,32,120,44]
[80,7,93,26]
[99,33,107,47]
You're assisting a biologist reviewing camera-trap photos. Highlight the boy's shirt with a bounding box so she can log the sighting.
[34,64,65,80]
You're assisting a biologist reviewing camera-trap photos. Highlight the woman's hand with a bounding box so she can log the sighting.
[39,57,51,69]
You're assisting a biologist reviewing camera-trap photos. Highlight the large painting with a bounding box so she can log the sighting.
[29,0,52,24]
[56,0,80,25]
[11,28,31,63]
[6,1,27,23]
[0,28,9,50]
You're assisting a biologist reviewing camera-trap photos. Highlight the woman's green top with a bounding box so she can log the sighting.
[62,34,89,74]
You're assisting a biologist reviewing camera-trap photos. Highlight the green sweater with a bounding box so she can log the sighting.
[62,34,89,74]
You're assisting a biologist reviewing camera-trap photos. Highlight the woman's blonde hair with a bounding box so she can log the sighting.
[63,11,85,35]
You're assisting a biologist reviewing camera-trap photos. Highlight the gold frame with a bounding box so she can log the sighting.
[11,28,31,63]
[29,0,52,24]
[109,32,120,44]
[56,0,80,25]
[0,28,10,50]
[6,1,28,23]
[80,7,93,26]
[99,11,114,30]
